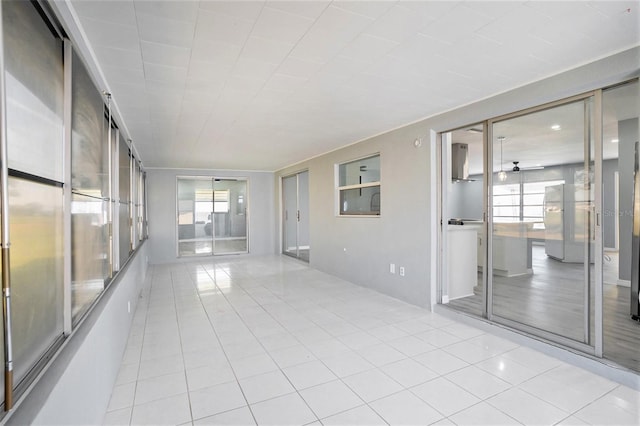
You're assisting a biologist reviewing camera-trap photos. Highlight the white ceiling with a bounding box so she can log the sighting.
[63,0,639,171]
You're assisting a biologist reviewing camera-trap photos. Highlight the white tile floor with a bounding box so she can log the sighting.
[104,255,640,426]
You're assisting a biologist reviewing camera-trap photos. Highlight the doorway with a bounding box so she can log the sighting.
[176,177,249,256]
[440,124,485,318]
[439,80,640,372]
[282,171,310,262]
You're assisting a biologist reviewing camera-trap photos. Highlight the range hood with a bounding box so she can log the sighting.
[451,143,473,182]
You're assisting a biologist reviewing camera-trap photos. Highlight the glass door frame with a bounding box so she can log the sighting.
[175,176,250,257]
[212,177,249,256]
[486,91,603,356]
[281,170,309,262]
[437,123,488,310]
[437,90,604,358]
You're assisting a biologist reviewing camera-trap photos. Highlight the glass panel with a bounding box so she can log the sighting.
[137,167,144,242]
[283,175,298,258]
[340,186,381,215]
[142,173,147,239]
[603,80,640,372]
[491,98,594,344]
[118,203,130,267]
[71,193,108,323]
[71,49,106,197]
[339,155,380,187]
[177,178,213,256]
[9,177,64,384]
[4,0,64,182]
[119,137,130,202]
[131,160,138,249]
[213,179,247,254]
[107,122,116,274]
[298,171,310,262]
[118,136,130,266]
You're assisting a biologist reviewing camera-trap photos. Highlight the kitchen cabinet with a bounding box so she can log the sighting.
[447,225,478,300]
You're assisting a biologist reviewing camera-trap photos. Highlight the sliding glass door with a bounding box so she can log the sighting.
[602,80,640,370]
[283,171,310,261]
[488,95,597,349]
[441,81,640,371]
[177,177,248,257]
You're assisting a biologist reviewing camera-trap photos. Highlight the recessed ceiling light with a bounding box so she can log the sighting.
[551,124,561,131]
[611,139,619,143]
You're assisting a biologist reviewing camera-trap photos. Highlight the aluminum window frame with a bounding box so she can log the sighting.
[335,153,381,217]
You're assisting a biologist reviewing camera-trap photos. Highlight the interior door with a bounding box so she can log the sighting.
[283,175,298,257]
[282,171,310,261]
[297,171,310,261]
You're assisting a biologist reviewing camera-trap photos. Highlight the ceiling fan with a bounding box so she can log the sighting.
[512,161,544,172]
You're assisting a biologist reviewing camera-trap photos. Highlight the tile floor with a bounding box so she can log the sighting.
[104,255,640,425]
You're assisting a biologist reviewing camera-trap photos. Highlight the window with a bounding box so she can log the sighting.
[493,179,564,224]
[118,135,131,267]
[0,0,149,412]
[4,0,65,392]
[493,183,520,222]
[337,154,380,216]
[70,49,110,323]
[523,180,564,221]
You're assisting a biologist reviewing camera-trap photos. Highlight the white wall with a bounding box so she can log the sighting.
[7,244,149,425]
[277,124,434,307]
[275,47,640,309]
[147,168,276,264]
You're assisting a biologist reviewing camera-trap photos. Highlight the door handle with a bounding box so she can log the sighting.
[297,210,300,221]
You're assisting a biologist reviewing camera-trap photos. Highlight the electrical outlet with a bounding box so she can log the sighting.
[399,267,405,277]
[390,263,396,274]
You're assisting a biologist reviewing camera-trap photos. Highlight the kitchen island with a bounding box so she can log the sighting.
[464,221,534,277]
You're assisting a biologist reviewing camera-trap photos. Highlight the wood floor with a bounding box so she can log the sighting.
[448,245,640,373]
